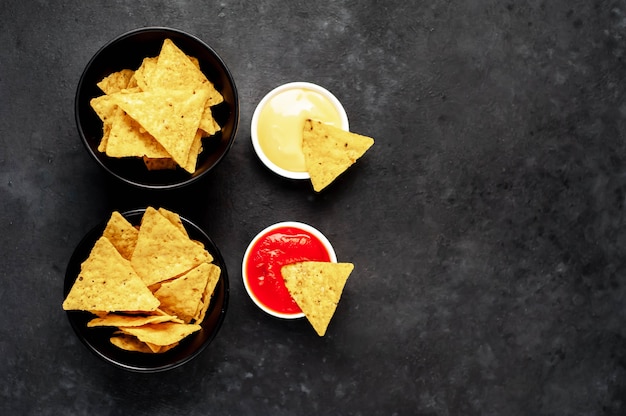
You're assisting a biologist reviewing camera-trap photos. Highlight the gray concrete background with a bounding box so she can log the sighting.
[1,1,625,415]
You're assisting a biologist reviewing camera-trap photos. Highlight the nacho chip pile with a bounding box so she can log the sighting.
[90,39,224,173]
[302,119,374,192]
[63,207,221,353]
[281,261,354,336]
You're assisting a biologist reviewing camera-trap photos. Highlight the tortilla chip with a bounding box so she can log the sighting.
[126,75,139,89]
[101,211,139,260]
[98,122,112,153]
[87,313,173,327]
[187,55,201,69]
[97,69,135,94]
[109,88,209,166]
[153,262,213,323]
[130,207,212,286]
[302,119,374,192]
[153,342,179,353]
[193,263,221,324]
[120,322,201,346]
[90,90,154,157]
[198,105,220,137]
[132,56,158,91]
[110,334,154,353]
[150,38,223,106]
[180,130,204,173]
[62,236,160,312]
[147,308,183,320]
[281,261,354,336]
[145,341,163,353]
[112,334,178,354]
[142,156,177,171]
[90,95,119,123]
[90,98,118,155]
[104,111,171,158]
[157,207,188,237]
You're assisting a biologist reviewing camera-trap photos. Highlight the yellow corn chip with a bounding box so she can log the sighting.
[142,156,177,171]
[281,261,354,336]
[90,95,118,123]
[89,96,120,154]
[152,342,179,353]
[90,93,145,155]
[101,211,139,260]
[180,130,204,173]
[62,236,160,312]
[87,313,173,327]
[147,309,185,324]
[198,105,221,137]
[151,38,223,106]
[98,122,112,153]
[126,75,139,89]
[157,208,188,237]
[119,322,201,346]
[110,334,154,353]
[109,88,209,167]
[144,341,163,353]
[302,119,374,192]
[104,110,171,159]
[97,68,135,94]
[132,56,158,91]
[130,207,212,286]
[153,262,213,323]
[188,55,200,69]
[193,263,221,324]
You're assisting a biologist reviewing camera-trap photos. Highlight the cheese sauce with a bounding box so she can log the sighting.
[256,88,344,172]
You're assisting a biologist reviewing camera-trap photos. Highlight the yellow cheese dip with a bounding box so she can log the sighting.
[256,88,344,172]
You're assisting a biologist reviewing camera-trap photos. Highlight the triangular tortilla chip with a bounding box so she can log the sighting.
[180,130,203,173]
[130,207,212,286]
[119,322,201,346]
[157,207,188,237]
[302,119,374,192]
[142,156,177,171]
[281,261,354,336]
[87,313,174,328]
[132,56,158,91]
[91,90,157,156]
[193,263,221,324]
[98,122,112,153]
[109,88,209,167]
[104,111,171,158]
[152,342,179,353]
[90,95,119,123]
[147,309,185,324]
[150,38,223,106]
[97,68,135,94]
[62,237,160,312]
[153,262,213,323]
[101,211,139,260]
[198,105,221,136]
[110,334,154,353]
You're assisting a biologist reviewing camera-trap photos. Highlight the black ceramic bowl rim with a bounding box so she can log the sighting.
[75,27,239,190]
[64,208,229,372]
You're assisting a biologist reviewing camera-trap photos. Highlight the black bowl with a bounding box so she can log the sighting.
[64,209,229,372]
[75,27,239,189]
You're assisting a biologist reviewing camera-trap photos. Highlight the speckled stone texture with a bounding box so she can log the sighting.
[1,0,625,415]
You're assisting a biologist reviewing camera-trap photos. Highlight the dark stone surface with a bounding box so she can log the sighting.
[1,0,625,414]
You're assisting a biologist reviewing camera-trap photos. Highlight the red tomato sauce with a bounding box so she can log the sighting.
[245,226,331,314]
